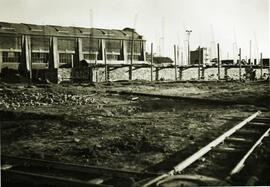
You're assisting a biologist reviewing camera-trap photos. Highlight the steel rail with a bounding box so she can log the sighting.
[2,169,111,187]
[2,155,158,179]
[2,155,160,187]
[142,111,261,187]
[228,127,270,177]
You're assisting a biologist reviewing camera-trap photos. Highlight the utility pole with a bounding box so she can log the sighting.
[198,46,201,80]
[174,45,177,81]
[260,53,263,79]
[161,17,165,56]
[249,40,252,67]
[129,14,137,81]
[129,29,134,80]
[186,30,192,65]
[239,48,242,81]
[177,46,180,66]
[151,43,153,82]
[217,43,220,80]
[104,48,108,83]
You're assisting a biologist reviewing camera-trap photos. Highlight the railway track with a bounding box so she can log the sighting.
[1,155,159,187]
[2,111,270,186]
[137,111,270,186]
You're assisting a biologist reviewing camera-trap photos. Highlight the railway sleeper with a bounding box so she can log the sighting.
[247,122,270,127]
[225,137,254,144]
[212,147,246,153]
[234,129,263,136]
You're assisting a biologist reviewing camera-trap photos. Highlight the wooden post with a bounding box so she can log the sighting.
[249,40,252,68]
[224,67,228,80]
[260,53,263,79]
[155,67,159,81]
[123,40,128,62]
[181,51,183,66]
[75,38,83,66]
[22,35,32,80]
[49,37,59,69]
[217,43,220,80]
[201,66,205,80]
[95,52,98,83]
[101,39,105,61]
[174,45,177,81]
[129,30,134,81]
[150,43,153,82]
[0,51,2,74]
[107,66,110,82]
[198,46,201,80]
[177,46,180,66]
[179,51,183,80]
[239,48,242,81]
[104,48,108,83]
[179,68,183,80]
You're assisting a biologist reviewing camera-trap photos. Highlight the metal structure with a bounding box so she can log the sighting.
[140,111,270,186]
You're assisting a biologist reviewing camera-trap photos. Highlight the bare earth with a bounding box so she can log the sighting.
[1,81,269,173]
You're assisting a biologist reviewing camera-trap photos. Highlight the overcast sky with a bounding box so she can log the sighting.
[0,0,269,61]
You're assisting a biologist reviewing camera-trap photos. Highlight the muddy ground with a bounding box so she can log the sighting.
[1,81,270,178]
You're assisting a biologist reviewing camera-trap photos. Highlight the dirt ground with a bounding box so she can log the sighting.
[1,80,269,173]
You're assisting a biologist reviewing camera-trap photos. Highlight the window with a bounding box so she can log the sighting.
[128,55,140,61]
[59,53,73,67]
[31,53,49,63]
[58,38,75,51]
[82,38,99,52]
[31,37,49,51]
[106,54,120,61]
[105,39,121,53]
[0,35,21,49]
[83,54,97,60]
[2,51,21,62]
[127,41,142,54]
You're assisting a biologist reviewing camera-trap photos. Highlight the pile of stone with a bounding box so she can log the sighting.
[0,89,96,109]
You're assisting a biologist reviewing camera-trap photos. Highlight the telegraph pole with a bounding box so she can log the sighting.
[239,48,242,81]
[151,43,153,82]
[249,40,252,67]
[186,30,192,65]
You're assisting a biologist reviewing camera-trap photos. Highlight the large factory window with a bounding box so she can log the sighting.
[2,51,21,63]
[82,38,100,60]
[127,55,140,61]
[31,37,49,64]
[31,37,50,51]
[105,39,121,61]
[82,38,99,52]
[31,53,49,64]
[0,35,21,50]
[83,54,97,60]
[58,38,76,51]
[59,53,73,67]
[127,41,142,61]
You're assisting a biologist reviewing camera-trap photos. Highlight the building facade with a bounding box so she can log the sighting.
[0,22,146,82]
[190,47,209,65]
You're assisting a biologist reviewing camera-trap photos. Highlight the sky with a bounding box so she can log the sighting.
[0,0,269,63]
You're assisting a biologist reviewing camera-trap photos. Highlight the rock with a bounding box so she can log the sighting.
[131,97,139,101]
[74,138,80,143]
[67,130,77,135]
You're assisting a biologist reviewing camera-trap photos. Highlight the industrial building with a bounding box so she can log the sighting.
[0,22,146,82]
[190,47,210,65]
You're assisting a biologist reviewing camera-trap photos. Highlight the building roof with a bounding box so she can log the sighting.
[153,57,173,64]
[0,22,144,40]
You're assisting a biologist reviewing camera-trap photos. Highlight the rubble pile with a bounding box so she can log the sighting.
[0,89,96,109]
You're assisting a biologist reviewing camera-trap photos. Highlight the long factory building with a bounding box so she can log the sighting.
[0,22,146,82]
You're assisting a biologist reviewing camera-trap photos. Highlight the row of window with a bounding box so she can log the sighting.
[0,35,143,53]
[1,52,142,64]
